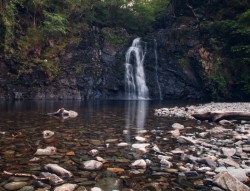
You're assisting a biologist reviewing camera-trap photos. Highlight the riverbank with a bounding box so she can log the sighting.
[155,102,250,120]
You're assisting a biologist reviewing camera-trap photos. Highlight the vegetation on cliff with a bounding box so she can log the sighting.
[0,0,249,100]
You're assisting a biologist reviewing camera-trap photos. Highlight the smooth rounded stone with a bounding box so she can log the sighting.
[29,157,40,162]
[158,155,172,161]
[42,130,54,139]
[199,132,209,138]
[135,136,147,142]
[54,183,77,191]
[91,187,102,191]
[219,120,234,126]
[18,186,35,191]
[4,182,27,191]
[169,129,180,138]
[162,168,178,173]
[83,160,103,170]
[8,177,30,182]
[177,136,196,145]
[179,166,190,172]
[131,143,150,153]
[44,164,72,178]
[206,171,216,176]
[215,167,227,173]
[211,186,225,191]
[221,147,236,157]
[171,149,184,155]
[75,186,88,191]
[242,147,250,152]
[88,149,99,156]
[172,123,184,130]
[198,167,212,172]
[137,130,148,134]
[95,178,122,191]
[160,159,172,168]
[131,159,147,168]
[96,156,107,163]
[40,172,64,185]
[117,142,129,147]
[34,146,56,155]
[105,139,118,143]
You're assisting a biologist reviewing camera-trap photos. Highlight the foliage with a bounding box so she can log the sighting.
[209,8,250,98]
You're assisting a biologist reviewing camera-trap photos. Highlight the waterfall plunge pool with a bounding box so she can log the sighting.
[0,100,227,191]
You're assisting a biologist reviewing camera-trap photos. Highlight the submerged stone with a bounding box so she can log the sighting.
[4,182,27,191]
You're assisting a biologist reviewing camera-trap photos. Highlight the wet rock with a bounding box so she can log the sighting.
[42,130,54,139]
[117,142,129,147]
[54,183,77,191]
[169,129,180,138]
[172,123,184,130]
[222,148,236,157]
[40,172,64,185]
[4,182,27,191]
[83,160,103,170]
[143,183,162,191]
[107,168,125,173]
[196,157,217,168]
[184,171,199,177]
[34,146,56,155]
[131,159,147,168]
[219,120,234,126]
[219,158,240,168]
[75,186,88,191]
[132,143,150,153]
[88,149,99,156]
[44,164,72,178]
[95,178,122,191]
[213,171,250,191]
[91,187,102,191]
[177,136,196,144]
[135,136,147,142]
[18,186,35,191]
[226,169,250,182]
[96,156,107,163]
[160,159,172,168]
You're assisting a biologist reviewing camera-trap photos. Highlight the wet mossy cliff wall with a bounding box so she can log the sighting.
[0,1,249,101]
[0,25,205,100]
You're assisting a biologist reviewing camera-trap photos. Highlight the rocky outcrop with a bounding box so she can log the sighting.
[0,16,216,101]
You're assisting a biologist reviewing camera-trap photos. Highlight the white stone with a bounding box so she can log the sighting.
[34,146,56,155]
[54,184,77,191]
[131,159,147,168]
[42,130,54,139]
[172,123,184,130]
[84,160,103,170]
[44,164,72,178]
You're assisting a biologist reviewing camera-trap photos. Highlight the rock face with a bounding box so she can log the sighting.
[0,21,208,100]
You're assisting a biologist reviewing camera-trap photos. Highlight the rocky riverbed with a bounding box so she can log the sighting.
[0,102,250,191]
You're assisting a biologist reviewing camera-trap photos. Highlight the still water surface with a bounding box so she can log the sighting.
[0,100,206,190]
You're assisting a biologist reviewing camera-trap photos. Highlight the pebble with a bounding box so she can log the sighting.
[54,183,77,191]
[4,182,27,191]
[83,160,103,170]
[172,123,184,130]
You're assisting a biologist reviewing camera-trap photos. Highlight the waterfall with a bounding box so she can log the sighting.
[125,38,149,100]
[154,39,162,100]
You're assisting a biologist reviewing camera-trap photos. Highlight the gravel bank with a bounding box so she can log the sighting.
[155,102,250,120]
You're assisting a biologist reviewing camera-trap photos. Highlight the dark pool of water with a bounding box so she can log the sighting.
[0,100,209,190]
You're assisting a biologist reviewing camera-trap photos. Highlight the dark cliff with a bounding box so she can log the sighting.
[0,0,249,101]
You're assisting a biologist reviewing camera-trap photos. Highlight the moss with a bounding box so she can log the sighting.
[102,27,128,47]
[179,57,189,71]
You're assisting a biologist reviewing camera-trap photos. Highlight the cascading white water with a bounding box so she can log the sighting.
[125,38,149,100]
[154,39,162,100]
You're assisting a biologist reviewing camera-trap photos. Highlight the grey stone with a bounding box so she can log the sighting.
[95,178,122,191]
[213,171,250,191]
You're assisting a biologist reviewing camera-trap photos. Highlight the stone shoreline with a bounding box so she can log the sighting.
[155,102,250,120]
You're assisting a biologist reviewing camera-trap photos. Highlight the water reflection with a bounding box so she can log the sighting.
[125,100,148,142]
